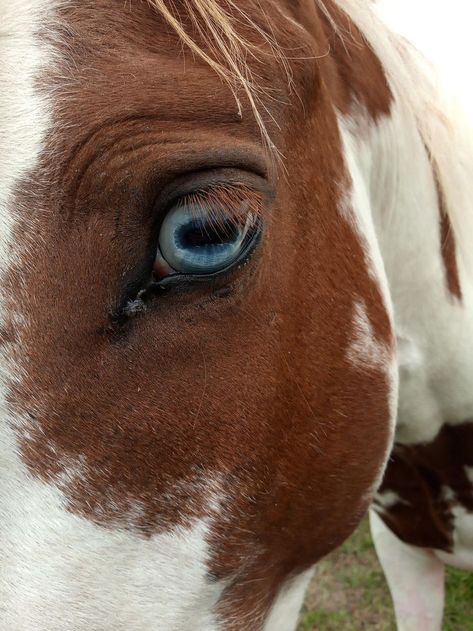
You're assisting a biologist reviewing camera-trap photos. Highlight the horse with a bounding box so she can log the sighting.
[0,0,471,629]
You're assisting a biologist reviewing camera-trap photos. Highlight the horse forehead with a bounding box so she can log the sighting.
[55,0,303,73]
[49,0,326,125]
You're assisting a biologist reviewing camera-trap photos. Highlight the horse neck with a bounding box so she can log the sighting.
[339,92,473,444]
[315,2,460,310]
[341,100,449,301]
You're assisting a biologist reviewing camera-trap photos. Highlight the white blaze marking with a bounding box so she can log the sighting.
[0,3,226,629]
[0,420,224,630]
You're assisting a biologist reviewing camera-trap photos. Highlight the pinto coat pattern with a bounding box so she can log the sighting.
[0,1,471,630]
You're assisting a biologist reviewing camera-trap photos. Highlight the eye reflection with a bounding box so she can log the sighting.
[157,196,258,276]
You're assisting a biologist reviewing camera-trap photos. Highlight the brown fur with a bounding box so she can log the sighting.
[6,1,397,626]
[439,197,462,301]
[376,421,473,551]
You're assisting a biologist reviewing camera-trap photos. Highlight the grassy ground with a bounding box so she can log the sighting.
[297,518,473,631]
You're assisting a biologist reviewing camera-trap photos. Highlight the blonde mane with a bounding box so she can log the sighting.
[149,0,473,277]
[148,0,289,154]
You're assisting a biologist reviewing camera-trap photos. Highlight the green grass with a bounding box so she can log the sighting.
[298,518,473,631]
[444,568,473,631]
[298,610,351,631]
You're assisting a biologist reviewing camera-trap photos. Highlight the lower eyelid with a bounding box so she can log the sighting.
[113,229,262,327]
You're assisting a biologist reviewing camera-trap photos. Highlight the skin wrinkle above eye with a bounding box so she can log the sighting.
[58,127,272,222]
[153,168,272,214]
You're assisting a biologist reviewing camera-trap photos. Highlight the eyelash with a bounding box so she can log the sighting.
[116,182,264,322]
[168,182,264,230]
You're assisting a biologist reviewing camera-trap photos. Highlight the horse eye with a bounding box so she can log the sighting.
[157,200,258,276]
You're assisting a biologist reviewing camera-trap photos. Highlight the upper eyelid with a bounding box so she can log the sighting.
[151,167,272,218]
[169,183,265,229]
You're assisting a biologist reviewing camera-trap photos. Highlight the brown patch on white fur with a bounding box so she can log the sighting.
[427,152,463,301]
[375,421,473,552]
[5,0,394,625]
[438,185,462,301]
[318,0,392,121]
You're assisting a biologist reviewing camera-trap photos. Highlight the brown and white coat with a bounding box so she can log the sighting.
[0,1,472,630]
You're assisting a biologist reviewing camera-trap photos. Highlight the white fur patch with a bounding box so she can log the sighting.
[0,4,223,629]
[341,100,473,446]
[435,486,473,571]
[338,115,399,471]
[335,0,473,280]
[435,505,473,572]
[337,116,394,326]
[0,0,55,268]
[466,467,473,485]
[375,490,407,510]
[338,4,473,588]
[370,510,445,631]
[347,300,396,498]
[0,417,224,630]
[348,301,391,372]
[262,569,314,631]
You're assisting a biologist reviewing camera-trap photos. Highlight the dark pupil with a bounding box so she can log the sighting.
[177,220,240,248]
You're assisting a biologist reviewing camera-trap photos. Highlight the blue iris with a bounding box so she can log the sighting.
[159,204,251,274]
